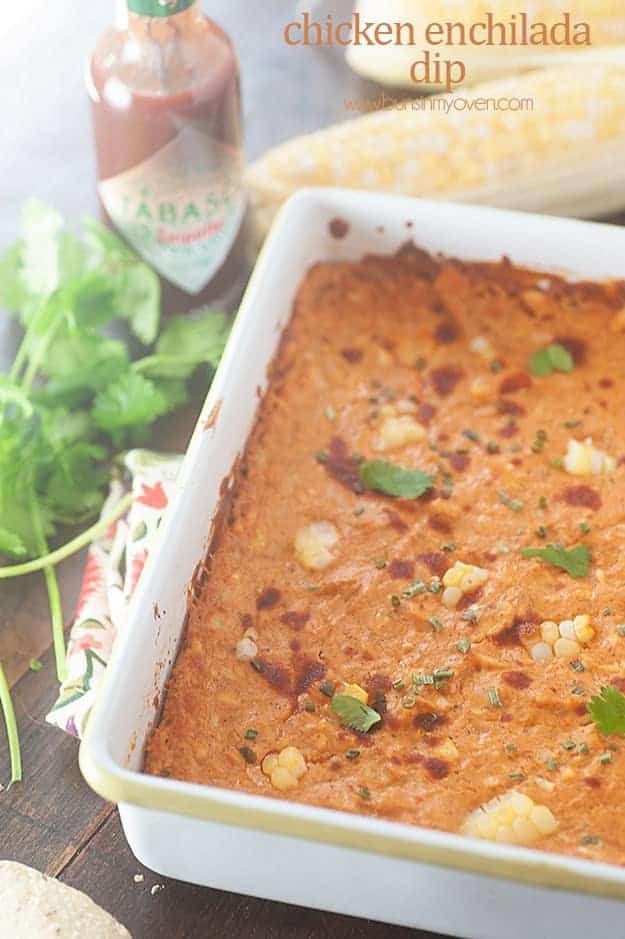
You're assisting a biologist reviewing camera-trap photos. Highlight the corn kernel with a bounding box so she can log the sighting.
[373,415,426,451]
[294,521,339,570]
[442,586,462,608]
[462,790,558,846]
[554,637,580,659]
[558,619,576,640]
[564,437,615,476]
[262,745,308,791]
[470,335,496,360]
[540,621,559,643]
[531,642,553,661]
[343,683,368,704]
[573,615,595,643]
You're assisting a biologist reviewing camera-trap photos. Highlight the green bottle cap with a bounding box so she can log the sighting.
[127,0,195,16]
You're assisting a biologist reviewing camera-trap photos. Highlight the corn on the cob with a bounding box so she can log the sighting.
[246,65,625,236]
[461,790,558,845]
[530,615,595,661]
[346,1,625,88]
[441,561,488,608]
[294,521,339,570]
[563,437,616,476]
[262,746,308,791]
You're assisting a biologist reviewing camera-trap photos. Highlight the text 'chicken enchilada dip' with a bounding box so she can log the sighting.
[145,242,625,862]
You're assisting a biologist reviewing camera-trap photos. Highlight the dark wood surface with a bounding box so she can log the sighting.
[2,3,625,938]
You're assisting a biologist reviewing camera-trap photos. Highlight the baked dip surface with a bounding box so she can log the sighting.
[146,244,625,864]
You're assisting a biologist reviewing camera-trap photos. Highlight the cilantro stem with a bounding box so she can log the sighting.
[132,353,211,374]
[0,659,22,787]
[30,492,67,682]
[0,493,132,580]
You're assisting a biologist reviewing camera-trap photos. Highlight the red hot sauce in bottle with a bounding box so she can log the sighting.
[87,0,249,312]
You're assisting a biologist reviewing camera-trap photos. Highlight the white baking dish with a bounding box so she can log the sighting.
[80,190,625,939]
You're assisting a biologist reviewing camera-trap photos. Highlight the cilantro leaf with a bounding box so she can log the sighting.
[529,344,574,377]
[588,685,625,735]
[520,543,590,578]
[41,333,130,400]
[20,198,64,296]
[138,311,230,380]
[0,242,30,313]
[331,694,381,733]
[360,460,434,499]
[92,372,169,434]
[114,265,160,345]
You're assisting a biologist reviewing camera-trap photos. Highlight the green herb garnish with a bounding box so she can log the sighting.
[580,834,601,846]
[488,688,503,707]
[402,581,426,598]
[562,740,576,750]
[357,786,371,800]
[345,749,360,760]
[428,615,444,633]
[456,639,471,654]
[578,521,591,534]
[319,681,335,698]
[244,729,259,740]
[331,694,381,733]
[570,660,585,673]
[588,685,625,736]
[529,344,574,376]
[499,490,524,512]
[520,543,591,578]
[359,460,434,499]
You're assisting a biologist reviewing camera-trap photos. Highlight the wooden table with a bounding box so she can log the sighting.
[1,3,624,937]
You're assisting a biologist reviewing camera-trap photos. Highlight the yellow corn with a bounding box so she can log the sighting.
[564,438,616,476]
[262,746,308,791]
[442,561,488,608]
[373,415,426,452]
[462,790,558,845]
[531,614,595,660]
[246,65,625,236]
[294,521,339,570]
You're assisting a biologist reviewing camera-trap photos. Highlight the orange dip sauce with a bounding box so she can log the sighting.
[146,244,625,863]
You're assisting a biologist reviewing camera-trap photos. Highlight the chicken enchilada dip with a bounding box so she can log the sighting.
[145,243,625,863]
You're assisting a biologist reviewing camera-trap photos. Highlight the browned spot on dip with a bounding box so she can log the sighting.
[145,244,625,867]
[499,372,532,395]
[430,365,464,397]
[553,335,587,365]
[329,217,350,239]
[281,610,310,629]
[559,485,602,511]
[341,347,363,364]
[435,321,460,344]
[388,559,415,580]
[256,587,281,611]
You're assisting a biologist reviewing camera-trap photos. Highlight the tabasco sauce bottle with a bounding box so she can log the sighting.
[87,0,249,312]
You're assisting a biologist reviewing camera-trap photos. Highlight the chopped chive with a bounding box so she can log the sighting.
[320,681,335,697]
[345,749,360,760]
[550,457,564,470]
[315,450,328,464]
[401,694,417,709]
[357,786,371,800]
[374,559,387,570]
[564,419,581,429]
[402,581,426,598]
[617,625,625,637]
[488,688,503,707]
[531,429,548,453]
[353,506,365,517]
[486,440,500,454]
[508,771,526,782]
[461,607,479,625]
[456,639,472,654]
[546,758,558,771]
[325,405,336,421]
[536,526,547,539]
[428,579,443,594]
[505,743,517,753]
[392,677,406,690]
[578,743,590,754]
[244,728,259,740]
[578,521,591,534]
[432,668,454,685]
[441,542,456,553]
[603,607,613,616]
[428,615,444,633]
[539,495,548,510]
[599,753,612,765]
[490,359,502,374]
[499,490,524,512]
[304,700,316,713]
[413,673,435,686]
[562,740,576,751]
[463,429,481,444]
[580,834,601,846]
[570,660,585,673]
[390,594,401,609]
[571,686,586,697]
[238,746,257,765]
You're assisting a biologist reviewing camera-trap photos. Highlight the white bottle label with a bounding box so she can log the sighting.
[98,126,245,294]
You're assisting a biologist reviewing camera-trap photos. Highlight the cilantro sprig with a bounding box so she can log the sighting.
[588,685,625,736]
[359,460,434,499]
[529,343,574,377]
[331,694,381,733]
[0,200,231,785]
[520,543,590,578]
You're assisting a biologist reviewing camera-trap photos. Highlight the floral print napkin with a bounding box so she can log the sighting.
[46,450,182,738]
